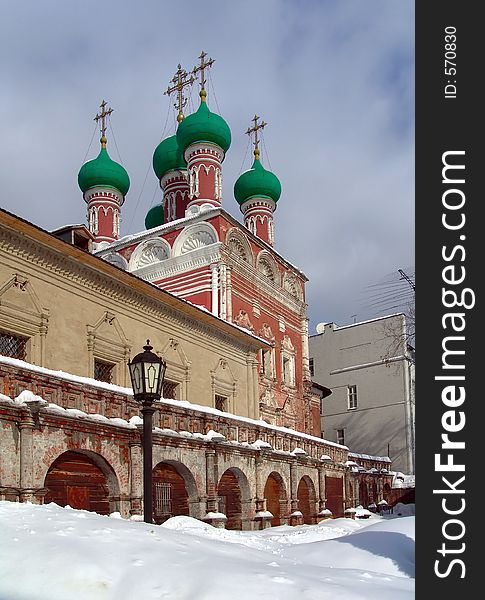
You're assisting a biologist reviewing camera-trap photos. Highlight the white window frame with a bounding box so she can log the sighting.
[347,385,358,410]
[282,353,295,387]
[337,428,345,446]
[261,348,275,379]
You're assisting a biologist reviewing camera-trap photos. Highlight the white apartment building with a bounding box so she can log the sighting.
[309,314,415,474]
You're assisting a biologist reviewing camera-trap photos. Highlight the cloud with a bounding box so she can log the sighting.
[0,0,414,331]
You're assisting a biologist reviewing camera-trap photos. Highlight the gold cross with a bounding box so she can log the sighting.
[164,64,195,123]
[94,100,113,146]
[245,114,267,159]
[191,51,215,99]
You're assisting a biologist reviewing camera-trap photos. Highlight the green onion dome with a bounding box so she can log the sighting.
[145,203,164,229]
[176,97,231,154]
[78,141,130,196]
[234,154,281,205]
[152,134,187,180]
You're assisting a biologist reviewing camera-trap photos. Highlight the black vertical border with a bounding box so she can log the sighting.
[417,2,480,596]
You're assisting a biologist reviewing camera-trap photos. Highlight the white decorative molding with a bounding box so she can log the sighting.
[86,311,131,386]
[225,255,305,315]
[283,273,303,300]
[103,252,128,271]
[113,209,120,238]
[88,206,99,235]
[259,323,275,343]
[0,273,50,365]
[84,187,124,207]
[215,167,222,200]
[256,251,279,284]
[180,231,215,254]
[281,335,295,353]
[241,197,275,216]
[211,357,238,412]
[268,218,274,246]
[185,142,224,164]
[128,238,171,271]
[173,222,219,257]
[159,337,192,400]
[233,309,254,332]
[133,245,222,283]
[225,228,253,265]
[189,165,200,198]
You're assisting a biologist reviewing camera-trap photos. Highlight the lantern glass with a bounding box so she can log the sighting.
[145,362,160,394]
[128,341,166,401]
[129,362,143,396]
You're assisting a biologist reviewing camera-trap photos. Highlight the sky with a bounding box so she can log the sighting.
[0,501,415,599]
[0,0,414,333]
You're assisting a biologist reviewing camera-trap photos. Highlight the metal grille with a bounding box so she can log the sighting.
[162,380,178,400]
[154,482,172,516]
[215,395,227,412]
[0,331,27,360]
[94,359,114,383]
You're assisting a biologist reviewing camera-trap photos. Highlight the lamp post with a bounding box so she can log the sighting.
[128,340,166,523]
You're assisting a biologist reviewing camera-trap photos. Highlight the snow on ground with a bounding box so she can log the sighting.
[0,501,414,600]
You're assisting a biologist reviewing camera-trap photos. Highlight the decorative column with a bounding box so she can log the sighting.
[246,353,254,419]
[226,266,233,322]
[254,455,272,529]
[219,263,227,320]
[317,466,332,521]
[19,409,35,503]
[241,198,276,246]
[301,317,311,380]
[342,473,348,511]
[129,438,143,517]
[211,263,219,317]
[186,144,224,210]
[288,461,303,526]
[203,448,226,528]
[160,170,190,222]
[252,358,260,419]
[85,188,124,246]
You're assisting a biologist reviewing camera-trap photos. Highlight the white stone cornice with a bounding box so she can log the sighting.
[131,243,223,282]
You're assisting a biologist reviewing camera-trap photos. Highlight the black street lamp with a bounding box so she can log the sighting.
[128,340,166,523]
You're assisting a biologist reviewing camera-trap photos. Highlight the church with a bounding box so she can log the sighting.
[0,53,393,528]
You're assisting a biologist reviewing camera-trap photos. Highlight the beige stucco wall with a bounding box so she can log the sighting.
[0,218,264,420]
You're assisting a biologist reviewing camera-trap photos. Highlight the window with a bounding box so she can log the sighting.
[261,349,274,378]
[154,482,172,517]
[309,358,314,377]
[281,335,296,387]
[94,359,115,383]
[337,429,345,445]
[282,355,295,386]
[215,395,227,412]
[162,380,179,400]
[347,385,358,409]
[0,330,28,360]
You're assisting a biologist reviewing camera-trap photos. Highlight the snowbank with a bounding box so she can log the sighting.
[0,501,414,600]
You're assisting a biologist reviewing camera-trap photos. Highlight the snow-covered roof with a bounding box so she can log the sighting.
[0,355,346,451]
[349,451,391,463]
[97,206,308,280]
[310,313,405,337]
